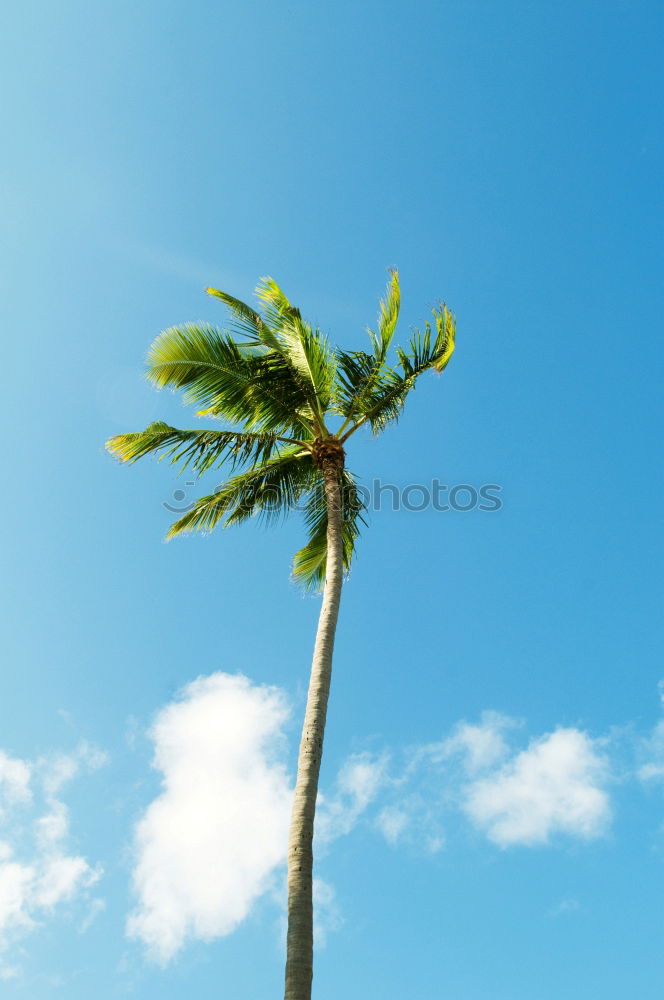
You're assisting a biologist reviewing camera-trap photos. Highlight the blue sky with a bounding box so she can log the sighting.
[1,0,663,996]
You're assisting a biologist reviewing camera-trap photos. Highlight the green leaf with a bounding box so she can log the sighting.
[342,304,456,437]
[367,268,400,361]
[145,323,315,435]
[105,421,288,475]
[166,448,316,538]
[431,304,456,373]
[205,286,276,347]
[255,278,337,415]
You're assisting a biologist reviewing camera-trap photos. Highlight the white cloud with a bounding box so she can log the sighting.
[40,743,107,799]
[375,806,409,845]
[316,752,388,844]
[0,857,35,935]
[0,754,32,816]
[462,728,611,847]
[0,744,104,976]
[321,715,514,853]
[318,747,451,854]
[346,718,613,853]
[435,711,517,774]
[359,712,518,852]
[127,673,292,964]
[312,878,342,946]
[638,721,664,782]
[637,682,664,782]
[79,897,106,934]
[549,897,581,916]
[34,856,95,910]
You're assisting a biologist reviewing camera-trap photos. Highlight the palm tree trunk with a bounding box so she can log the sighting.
[284,465,344,1000]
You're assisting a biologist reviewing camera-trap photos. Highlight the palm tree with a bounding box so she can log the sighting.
[106,270,455,1000]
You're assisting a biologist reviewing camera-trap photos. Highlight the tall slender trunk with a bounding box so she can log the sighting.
[284,465,344,1000]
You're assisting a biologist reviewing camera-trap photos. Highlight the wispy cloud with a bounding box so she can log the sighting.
[316,752,389,845]
[0,754,32,813]
[549,897,581,917]
[79,897,106,934]
[127,673,292,964]
[375,805,410,846]
[434,711,518,774]
[637,680,664,782]
[0,742,105,977]
[312,877,343,945]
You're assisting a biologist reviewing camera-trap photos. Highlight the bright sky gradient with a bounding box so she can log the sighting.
[2,1,663,997]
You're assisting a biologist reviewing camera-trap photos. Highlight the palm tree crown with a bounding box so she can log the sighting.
[106,270,455,589]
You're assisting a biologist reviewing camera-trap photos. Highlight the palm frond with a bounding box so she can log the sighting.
[205,286,277,348]
[205,284,334,413]
[342,304,456,437]
[281,317,336,412]
[105,421,290,475]
[432,303,456,373]
[292,471,366,590]
[367,268,400,361]
[145,323,314,435]
[331,349,387,419]
[333,271,401,423]
[397,303,456,376]
[166,448,316,538]
[255,278,337,415]
[255,277,300,323]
